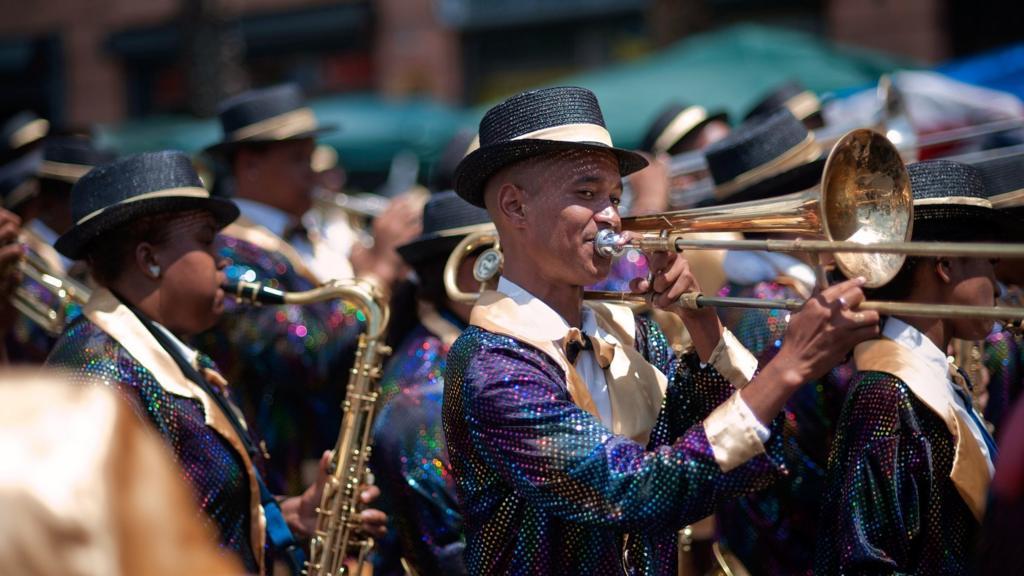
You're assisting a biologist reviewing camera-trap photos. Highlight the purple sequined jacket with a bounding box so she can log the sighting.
[443,316,784,576]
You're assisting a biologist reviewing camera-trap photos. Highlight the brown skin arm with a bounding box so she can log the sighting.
[0,209,24,362]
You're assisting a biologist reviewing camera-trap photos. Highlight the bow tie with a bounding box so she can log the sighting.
[564,327,614,368]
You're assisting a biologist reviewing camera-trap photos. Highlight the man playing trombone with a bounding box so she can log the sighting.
[816,160,1021,575]
[442,86,880,574]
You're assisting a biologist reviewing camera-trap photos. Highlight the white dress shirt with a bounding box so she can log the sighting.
[497,277,769,441]
[882,317,995,475]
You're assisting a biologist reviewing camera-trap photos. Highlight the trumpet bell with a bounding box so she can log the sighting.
[821,129,912,287]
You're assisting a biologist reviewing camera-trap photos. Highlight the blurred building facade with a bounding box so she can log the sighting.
[0,0,1019,128]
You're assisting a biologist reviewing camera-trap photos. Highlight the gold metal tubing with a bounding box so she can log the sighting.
[583,290,1024,321]
[629,235,1024,259]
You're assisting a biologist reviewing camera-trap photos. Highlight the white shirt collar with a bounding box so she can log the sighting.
[233,198,295,239]
[882,317,949,378]
[497,276,600,335]
[151,321,199,369]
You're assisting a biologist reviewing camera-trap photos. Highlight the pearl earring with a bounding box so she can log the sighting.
[149,265,161,278]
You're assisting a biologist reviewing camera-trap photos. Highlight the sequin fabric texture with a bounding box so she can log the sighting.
[443,315,785,575]
[195,234,363,492]
[815,372,977,575]
[983,323,1023,433]
[714,280,854,575]
[46,316,261,573]
[371,320,466,576]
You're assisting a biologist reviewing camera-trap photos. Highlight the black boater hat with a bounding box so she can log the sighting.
[907,160,1024,241]
[454,86,648,207]
[56,151,240,259]
[397,190,491,267]
[702,108,825,205]
[962,148,1024,219]
[639,102,729,155]
[0,111,49,164]
[206,83,337,154]
[38,136,117,184]
[743,79,823,127]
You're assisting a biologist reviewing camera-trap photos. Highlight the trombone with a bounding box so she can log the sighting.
[444,128,1024,323]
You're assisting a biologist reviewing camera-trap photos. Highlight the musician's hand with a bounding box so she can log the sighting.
[628,242,723,361]
[355,485,387,540]
[350,190,424,286]
[281,450,331,539]
[773,277,880,384]
[0,209,23,349]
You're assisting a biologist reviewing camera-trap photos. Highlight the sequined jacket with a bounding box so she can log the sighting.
[46,289,266,574]
[196,225,362,492]
[816,341,987,575]
[715,280,854,575]
[984,324,1023,433]
[444,293,784,576]
[371,309,467,576]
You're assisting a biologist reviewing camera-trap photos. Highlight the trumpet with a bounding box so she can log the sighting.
[224,278,391,576]
[14,252,91,336]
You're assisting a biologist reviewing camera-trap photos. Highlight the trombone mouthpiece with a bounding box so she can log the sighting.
[594,228,625,258]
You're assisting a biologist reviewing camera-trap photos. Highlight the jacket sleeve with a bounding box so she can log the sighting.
[458,335,784,534]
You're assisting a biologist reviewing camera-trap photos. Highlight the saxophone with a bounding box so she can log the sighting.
[224,278,392,575]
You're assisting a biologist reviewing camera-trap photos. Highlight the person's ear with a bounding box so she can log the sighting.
[935,258,953,285]
[497,183,529,227]
[136,242,162,280]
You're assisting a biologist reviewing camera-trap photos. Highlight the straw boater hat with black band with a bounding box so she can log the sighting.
[639,102,729,155]
[38,136,116,184]
[453,86,648,207]
[397,190,491,270]
[55,151,240,260]
[0,111,49,165]
[700,108,825,206]
[205,83,337,155]
[743,80,823,128]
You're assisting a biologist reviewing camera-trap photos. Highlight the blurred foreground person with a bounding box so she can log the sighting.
[0,374,241,576]
[816,160,1020,575]
[371,191,490,576]
[443,86,879,574]
[44,152,385,575]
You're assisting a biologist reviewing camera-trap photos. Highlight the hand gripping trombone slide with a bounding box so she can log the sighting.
[224,278,392,576]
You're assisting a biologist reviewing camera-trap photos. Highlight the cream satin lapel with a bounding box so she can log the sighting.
[854,338,989,522]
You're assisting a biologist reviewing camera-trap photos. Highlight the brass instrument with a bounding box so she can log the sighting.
[14,252,91,336]
[224,278,392,576]
[442,130,1024,322]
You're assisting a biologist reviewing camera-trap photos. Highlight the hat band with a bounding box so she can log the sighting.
[467,122,614,156]
[915,196,993,209]
[430,222,494,239]
[652,106,708,154]
[75,186,211,226]
[228,108,319,142]
[784,91,821,122]
[39,159,93,183]
[991,189,1024,209]
[9,118,49,150]
[714,133,821,199]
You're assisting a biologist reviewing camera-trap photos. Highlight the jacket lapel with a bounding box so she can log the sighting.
[854,338,989,521]
[222,216,321,285]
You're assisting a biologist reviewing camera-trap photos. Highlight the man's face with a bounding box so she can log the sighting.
[946,257,1000,340]
[519,149,623,287]
[238,138,316,217]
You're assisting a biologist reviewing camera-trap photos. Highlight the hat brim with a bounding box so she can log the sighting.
[397,223,495,267]
[914,204,1024,243]
[55,195,240,260]
[454,139,648,207]
[663,111,730,154]
[202,124,339,155]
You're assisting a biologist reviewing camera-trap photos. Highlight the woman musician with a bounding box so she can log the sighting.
[44,151,385,575]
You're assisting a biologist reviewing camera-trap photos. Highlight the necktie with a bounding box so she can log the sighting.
[563,327,613,368]
[950,365,999,462]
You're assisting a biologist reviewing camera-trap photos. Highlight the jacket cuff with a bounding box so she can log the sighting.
[706,328,758,389]
[703,391,767,472]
